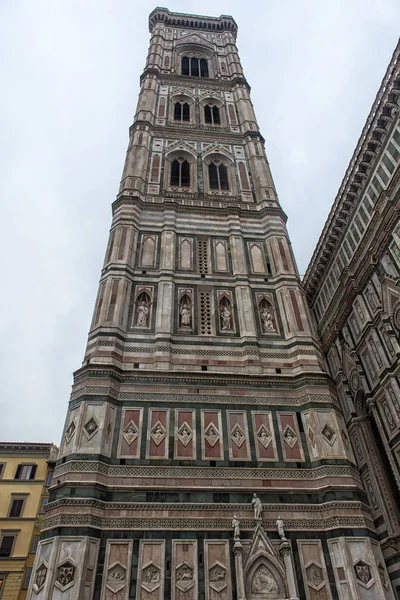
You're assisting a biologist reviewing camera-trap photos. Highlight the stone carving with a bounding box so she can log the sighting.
[382,401,395,429]
[306,563,325,591]
[122,420,139,445]
[142,563,161,592]
[366,284,377,310]
[353,434,364,460]
[389,387,400,418]
[209,562,227,592]
[393,302,400,331]
[136,301,149,326]
[251,565,278,593]
[378,562,389,589]
[232,515,240,540]
[251,493,263,520]
[354,560,372,586]
[83,417,99,440]
[106,562,126,593]
[276,516,287,540]
[367,480,379,510]
[260,307,275,332]
[175,562,194,592]
[34,563,48,592]
[204,422,220,447]
[321,423,337,445]
[177,421,193,446]
[65,421,76,443]
[220,304,232,330]
[56,561,76,589]
[150,421,166,446]
[349,369,360,392]
[179,296,192,328]
[355,301,365,323]
[231,423,246,448]
[257,424,272,449]
[282,425,297,448]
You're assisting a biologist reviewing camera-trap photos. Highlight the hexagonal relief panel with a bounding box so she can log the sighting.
[106,562,127,593]
[305,562,325,591]
[33,562,48,593]
[354,560,373,588]
[175,561,194,592]
[55,560,76,591]
[209,561,227,592]
[141,562,161,593]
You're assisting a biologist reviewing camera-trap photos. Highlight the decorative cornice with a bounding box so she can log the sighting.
[148,8,238,39]
[303,40,400,297]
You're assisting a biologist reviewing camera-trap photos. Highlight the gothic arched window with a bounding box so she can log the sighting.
[171,158,190,187]
[209,162,229,191]
[174,102,190,122]
[204,105,220,125]
[181,56,209,77]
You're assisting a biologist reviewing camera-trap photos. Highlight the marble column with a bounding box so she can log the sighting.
[233,540,246,600]
[279,541,298,600]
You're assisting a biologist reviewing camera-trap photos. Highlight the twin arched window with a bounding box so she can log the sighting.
[204,105,220,125]
[171,158,190,187]
[182,56,209,77]
[174,102,190,122]
[209,162,229,190]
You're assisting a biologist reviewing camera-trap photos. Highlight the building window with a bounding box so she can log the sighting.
[31,535,40,553]
[14,464,36,480]
[171,158,190,187]
[0,464,4,479]
[0,575,6,598]
[0,534,16,557]
[40,498,49,514]
[181,56,208,77]
[46,471,54,487]
[22,568,32,590]
[209,162,229,190]
[8,497,26,518]
[174,102,190,121]
[204,105,220,124]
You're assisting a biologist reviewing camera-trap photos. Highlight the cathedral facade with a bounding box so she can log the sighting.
[304,41,400,598]
[27,9,395,600]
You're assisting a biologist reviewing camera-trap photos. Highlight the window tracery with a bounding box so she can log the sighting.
[181,56,209,77]
[171,158,190,187]
[174,101,190,122]
[204,105,220,125]
[209,162,229,190]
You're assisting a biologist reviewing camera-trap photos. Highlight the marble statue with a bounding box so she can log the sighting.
[221,305,232,330]
[180,303,191,327]
[232,515,240,540]
[136,301,149,326]
[251,493,263,520]
[260,308,274,332]
[276,516,287,540]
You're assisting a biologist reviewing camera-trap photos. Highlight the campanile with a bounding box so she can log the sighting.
[28,8,394,600]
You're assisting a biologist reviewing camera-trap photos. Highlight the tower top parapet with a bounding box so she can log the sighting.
[149,6,238,39]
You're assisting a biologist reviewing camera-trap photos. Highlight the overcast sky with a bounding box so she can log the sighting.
[0,1,399,444]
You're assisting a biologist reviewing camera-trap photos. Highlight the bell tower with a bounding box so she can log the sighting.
[28,8,394,600]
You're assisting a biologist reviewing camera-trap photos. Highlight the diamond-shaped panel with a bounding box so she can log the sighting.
[282,425,297,448]
[83,417,99,440]
[177,422,193,447]
[123,420,139,445]
[257,424,271,449]
[204,422,220,447]
[231,423,246,448]
[150,421,166,446]
[321,424,336,446]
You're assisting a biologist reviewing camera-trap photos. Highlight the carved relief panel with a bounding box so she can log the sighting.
[77,402,116,457]
[277,412,305,462]
[297,540,332,600]
[227,410,250,461]
[251,411,278,461]
[60,405,81,458]
[118,408,143,458]
[201,410,224,460]
[204,540,232,600]
[146,409,170,460]
[136,540,165,600]
[302,409,347,461]
[100,540,133,600]
[172,540,198,600]
[174,409,196,460]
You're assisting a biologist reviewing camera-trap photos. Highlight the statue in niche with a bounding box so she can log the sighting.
[232,515,240,540]
[180,303,191,327]
[220,304,232,330]
[251,493,263,520]
[136,299,149,326]
[252,565,278,593]
[260,303,275,332]
[276,516,287,540]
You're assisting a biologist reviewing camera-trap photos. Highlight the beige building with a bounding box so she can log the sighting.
[0,443,57,599]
